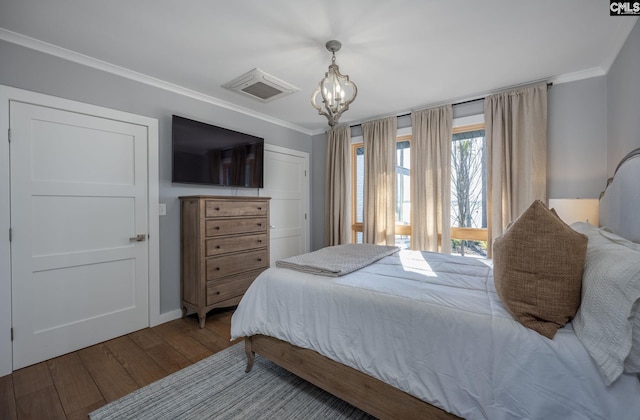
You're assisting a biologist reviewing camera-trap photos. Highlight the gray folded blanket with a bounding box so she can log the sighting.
[276,243,400,277]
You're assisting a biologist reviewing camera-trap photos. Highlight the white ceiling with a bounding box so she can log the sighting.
[0,1,637,134]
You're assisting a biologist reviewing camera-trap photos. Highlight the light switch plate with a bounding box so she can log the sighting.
[158,203,167,216]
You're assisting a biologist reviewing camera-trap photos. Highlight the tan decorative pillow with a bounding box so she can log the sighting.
[493,200,588,339]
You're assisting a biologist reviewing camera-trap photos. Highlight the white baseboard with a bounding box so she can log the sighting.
[152,309,183,327]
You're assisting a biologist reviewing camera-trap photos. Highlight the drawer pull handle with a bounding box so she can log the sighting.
[216,291,220,295]
[257,240,262,243]
[215,207,220,211]
[214,226,220,230]
[257,258,262,262]
[215,267,220,271]
[257,223,262,227]
[216,245,221,249]
[257,207,262,210]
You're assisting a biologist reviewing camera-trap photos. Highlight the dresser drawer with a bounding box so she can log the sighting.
[205,217,267,237]
[206,233,267,256]
[206,269,264,305]
[206,249,268,280]
[205,200,268,218]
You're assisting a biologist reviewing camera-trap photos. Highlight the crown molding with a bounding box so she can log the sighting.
[548,67,606,85]
[0,28,313,136]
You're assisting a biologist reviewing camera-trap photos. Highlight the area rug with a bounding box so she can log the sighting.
[90,342,374,419]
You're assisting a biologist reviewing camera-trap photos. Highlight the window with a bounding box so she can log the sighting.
[395,137,411,248]
[352,135,412,248]
[353,143,364,244]
[450,124,487,257]
[350,125,487,257]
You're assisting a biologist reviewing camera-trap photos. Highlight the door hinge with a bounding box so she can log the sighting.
[7,128,10,143]
[9,228,12,242]
[305,213,307,220]
[304,170,307,176]
[11,328,13,341]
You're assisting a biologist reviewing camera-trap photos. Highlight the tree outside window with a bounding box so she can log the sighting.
[450,126,487,257]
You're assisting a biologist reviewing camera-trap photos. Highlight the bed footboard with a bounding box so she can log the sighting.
[243,335,460,420]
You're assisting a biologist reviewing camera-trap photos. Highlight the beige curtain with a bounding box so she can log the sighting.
[362,117,397,245]
[324,126,351,246]
[410,105,452,253]
[485,83,547,257]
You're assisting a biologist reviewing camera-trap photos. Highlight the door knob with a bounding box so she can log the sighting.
[129,234,147,242]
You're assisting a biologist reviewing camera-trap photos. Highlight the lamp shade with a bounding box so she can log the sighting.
[548,199,599,226]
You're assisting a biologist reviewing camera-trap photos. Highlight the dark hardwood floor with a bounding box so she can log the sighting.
[0,308,239,420]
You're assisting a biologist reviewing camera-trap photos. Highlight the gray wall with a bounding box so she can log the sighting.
[607,19,640,175]
[547,77,607,198]
[0,40,313,315]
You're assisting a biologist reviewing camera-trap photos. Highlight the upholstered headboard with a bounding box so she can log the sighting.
[599,147,640,243]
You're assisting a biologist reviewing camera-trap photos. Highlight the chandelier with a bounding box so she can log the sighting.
[311,40,358,127]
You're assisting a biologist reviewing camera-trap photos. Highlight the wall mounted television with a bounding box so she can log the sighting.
[172,115,264,188]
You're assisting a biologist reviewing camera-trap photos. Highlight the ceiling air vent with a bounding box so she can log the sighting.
[222,68,300,103]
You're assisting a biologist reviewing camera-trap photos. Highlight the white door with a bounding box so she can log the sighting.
[263,145,310,265]
[10,101,149,369]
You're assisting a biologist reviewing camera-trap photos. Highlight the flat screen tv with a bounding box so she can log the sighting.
[172,115,264,188]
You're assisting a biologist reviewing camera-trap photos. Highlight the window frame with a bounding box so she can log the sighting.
[450,122,487,245]
[350,142,363,239]
[351,134,412,241]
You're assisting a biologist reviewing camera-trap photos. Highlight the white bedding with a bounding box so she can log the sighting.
[231,250,640,420]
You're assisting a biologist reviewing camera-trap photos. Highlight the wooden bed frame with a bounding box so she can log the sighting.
[243,148,640,420]
[244,335,460,420]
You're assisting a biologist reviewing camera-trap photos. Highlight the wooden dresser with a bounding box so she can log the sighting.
[179,195,270,328]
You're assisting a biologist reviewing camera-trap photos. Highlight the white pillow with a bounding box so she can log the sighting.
[625,299,640,373]
[570,222,640,385]
[593,227,640,375]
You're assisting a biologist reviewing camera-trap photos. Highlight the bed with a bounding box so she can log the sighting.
[231,148,640,420]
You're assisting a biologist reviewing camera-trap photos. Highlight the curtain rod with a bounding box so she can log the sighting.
[349,82,553,129]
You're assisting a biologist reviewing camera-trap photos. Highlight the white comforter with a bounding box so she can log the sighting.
[231,250,640,420]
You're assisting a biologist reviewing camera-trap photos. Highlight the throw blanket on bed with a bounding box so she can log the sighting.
[276,244,399,277]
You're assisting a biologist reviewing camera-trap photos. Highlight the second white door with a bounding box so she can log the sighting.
[263,144,310,264]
